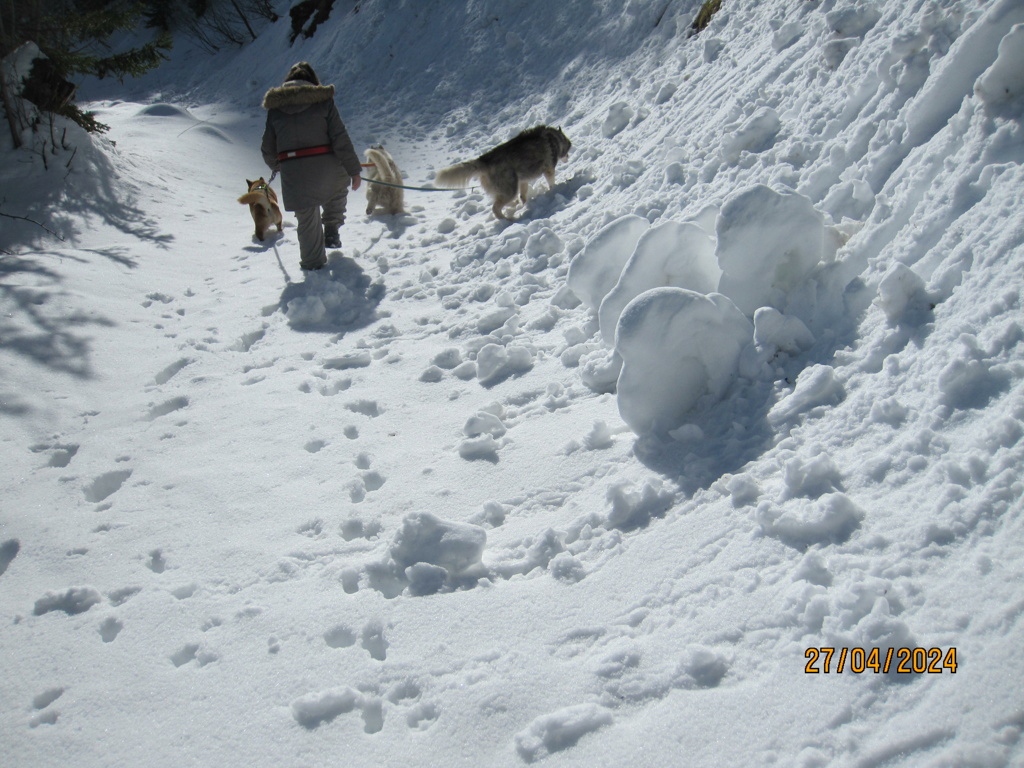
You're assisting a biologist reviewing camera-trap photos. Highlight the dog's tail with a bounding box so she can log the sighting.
[238,192,271,210]
[436,160,483,189]
[364,147,386,180]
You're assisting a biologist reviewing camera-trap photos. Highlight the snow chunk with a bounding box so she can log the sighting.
[772,21,803,51]
[477,306,516,334]
[753,307,815,356]
[476,343,534,386]
[768,364,845,426]
[602,102,634,138]
[606,479,675,530]
[567,215,650,310]
[615,288,752,435]
[285,295,329,326]
[459,434,501,462]
[721,107,782,161]
[937,335,1010,410]
[549,552,587,582]
[389,512,486,576]
[825,4,882,38]
[526,228,564,257]
[598,221,720,345]
[464,411,507,438]
[432,348,463,369]
[678,645,730,688]
[580,348,623,394]
[756,493,864,547]
[716,185,827,317]
[869,397,909,426]
[782,452,844,499]
[404,562,449,596]
[876,263,932,325]
[514,703,614,762]
[976,24,1024,104]
[583,420,615,450]
[822,37,859,69]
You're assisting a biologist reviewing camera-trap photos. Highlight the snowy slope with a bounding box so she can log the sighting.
[2,1,1023,766]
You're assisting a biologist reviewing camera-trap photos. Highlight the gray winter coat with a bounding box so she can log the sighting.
[261,82,362,212]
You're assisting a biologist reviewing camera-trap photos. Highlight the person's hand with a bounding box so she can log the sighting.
[352,174,361,191]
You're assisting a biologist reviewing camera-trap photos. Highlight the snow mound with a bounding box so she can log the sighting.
[566,215,650,310]
[598,220,720,345]
[715,185,829,317]
[615,288,752,435]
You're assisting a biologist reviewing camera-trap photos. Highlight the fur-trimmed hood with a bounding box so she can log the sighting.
[262,82,335,111]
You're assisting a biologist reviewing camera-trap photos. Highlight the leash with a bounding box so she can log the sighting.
[363,177,455,192]
[359,163,467,192]
[267,165,461,193]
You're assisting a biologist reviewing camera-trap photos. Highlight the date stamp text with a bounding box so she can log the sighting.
[804,647,957,674]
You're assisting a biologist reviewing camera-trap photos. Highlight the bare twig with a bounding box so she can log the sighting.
[0,206,65,241]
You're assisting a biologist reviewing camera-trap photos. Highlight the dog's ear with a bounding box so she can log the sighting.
[247,179,254,186]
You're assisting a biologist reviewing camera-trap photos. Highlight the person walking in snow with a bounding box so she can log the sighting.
[261,61,362,271]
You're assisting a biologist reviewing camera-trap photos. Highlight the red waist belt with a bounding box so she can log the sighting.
[277,145,331,161]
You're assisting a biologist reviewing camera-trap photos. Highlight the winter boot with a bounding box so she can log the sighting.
[324,226,341,250]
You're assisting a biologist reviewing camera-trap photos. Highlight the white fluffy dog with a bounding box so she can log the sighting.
[364,145,405,216]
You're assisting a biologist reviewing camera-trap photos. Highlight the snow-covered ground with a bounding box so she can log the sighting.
[2,1,1024,765]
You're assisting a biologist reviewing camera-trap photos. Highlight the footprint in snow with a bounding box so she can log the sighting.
[152,358,191,385]
[345,399,381,418]
[145,549,167,573]
[362,698,384,734]
[33,586,103,616]
[232,327,266,353]
[99,617,123,643]
[0,539,20,578]
[297,518,325,537]
[141,292,174,308]
[350,453,387,499]
[361,621,388,661]
[29,687,64,728]
[324,624,357,649]
[108,586,141,606]
[30,442,79,467]
[170,643,217,668]
[348,470,387,503]
[340,516,382,541]
[84,469,133,503]
[147,396,188,420]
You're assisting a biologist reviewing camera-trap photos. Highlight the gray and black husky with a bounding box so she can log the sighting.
[436,125,571,220]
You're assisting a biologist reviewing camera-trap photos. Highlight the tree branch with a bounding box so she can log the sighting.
[0,205,65,242]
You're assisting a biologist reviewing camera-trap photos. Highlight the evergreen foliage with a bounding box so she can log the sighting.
[690,0,722,36]
[0,0,172,133]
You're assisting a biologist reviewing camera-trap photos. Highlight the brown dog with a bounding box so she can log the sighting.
[237,178,283,240]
